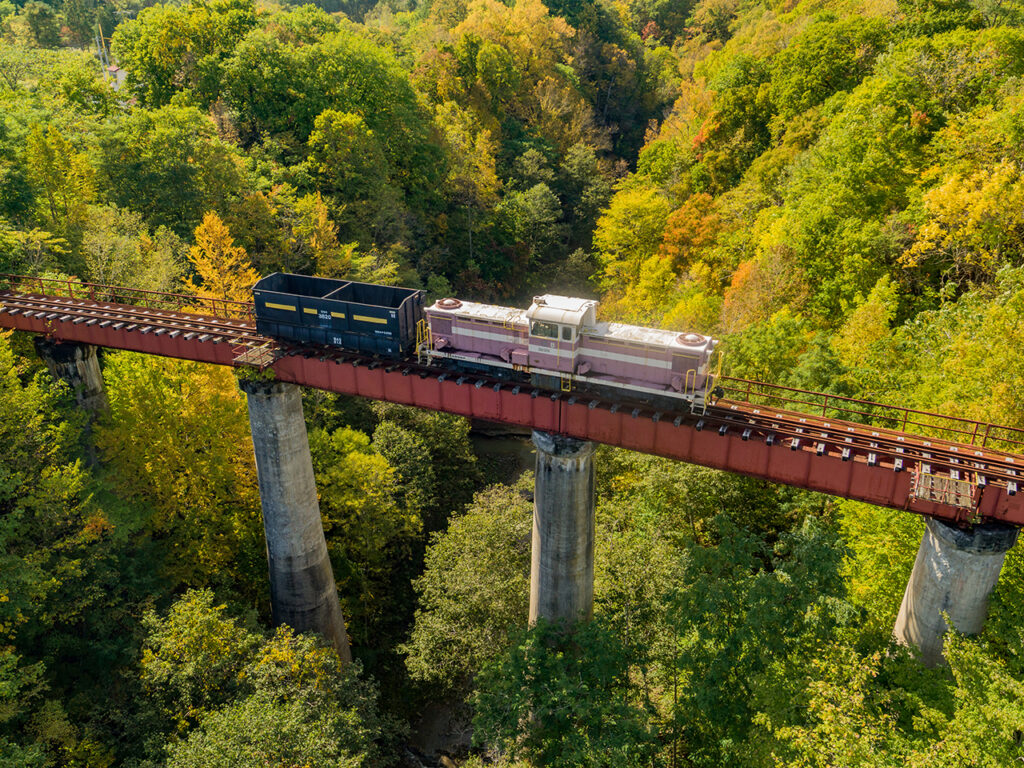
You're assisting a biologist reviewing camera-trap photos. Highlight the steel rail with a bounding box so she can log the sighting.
[704,403,1022,487]
[0,302,261,346]
[0,273,255,321]
[717,375,1024,451]
[715,399,1021,469]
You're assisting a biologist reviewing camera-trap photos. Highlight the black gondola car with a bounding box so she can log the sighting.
[253,273,424,356]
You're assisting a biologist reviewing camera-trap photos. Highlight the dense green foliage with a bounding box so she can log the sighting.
[5,0,1024,763]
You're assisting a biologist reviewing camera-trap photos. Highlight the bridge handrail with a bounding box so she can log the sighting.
[717,376,1024,452]
[4,272,1022,454]
[0,273,256,322]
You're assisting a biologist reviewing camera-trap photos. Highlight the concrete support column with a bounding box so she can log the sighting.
[894,517,1018,666]
[241,379,351,662]
[34,338,108,414]
[529,430,596,625]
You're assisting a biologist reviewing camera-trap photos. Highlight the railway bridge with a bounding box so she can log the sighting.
[3,274,1023,666]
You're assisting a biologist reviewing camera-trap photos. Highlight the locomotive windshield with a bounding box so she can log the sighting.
[531,321,559,339]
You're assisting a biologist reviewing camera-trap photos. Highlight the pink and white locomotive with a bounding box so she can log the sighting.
[422,294,718,411]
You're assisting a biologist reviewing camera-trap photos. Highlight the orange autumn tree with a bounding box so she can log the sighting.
[183,211,260,305]
[658,193,721,272]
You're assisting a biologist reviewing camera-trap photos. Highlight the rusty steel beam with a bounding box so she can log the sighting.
[2,290,1022,526]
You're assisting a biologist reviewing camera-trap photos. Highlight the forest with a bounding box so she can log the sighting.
[2,0,1024,762]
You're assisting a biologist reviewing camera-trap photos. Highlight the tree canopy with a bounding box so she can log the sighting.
[5,0,1024,763]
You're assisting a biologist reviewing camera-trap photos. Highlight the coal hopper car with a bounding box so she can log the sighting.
[253,272,424,357]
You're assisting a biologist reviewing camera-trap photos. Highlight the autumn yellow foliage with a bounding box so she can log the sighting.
[903,161,1024,282]
[183,211,260,304]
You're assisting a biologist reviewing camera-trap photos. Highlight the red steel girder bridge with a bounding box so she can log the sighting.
[3,273,1023,527]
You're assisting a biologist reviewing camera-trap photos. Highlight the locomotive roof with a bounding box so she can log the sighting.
[529,295,598,327]
[599,322,714,352]
[428,299,528,325]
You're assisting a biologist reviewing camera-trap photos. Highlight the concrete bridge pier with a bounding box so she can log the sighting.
[240,379,351,662]
[529,430,596,625]
[35,338,108,463]
[894,517,1018,666]
[34,338,108,414]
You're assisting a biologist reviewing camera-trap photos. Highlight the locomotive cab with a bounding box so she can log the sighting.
[526,295,596,375]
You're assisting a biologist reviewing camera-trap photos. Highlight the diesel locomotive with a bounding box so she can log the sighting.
[253,272,719,411]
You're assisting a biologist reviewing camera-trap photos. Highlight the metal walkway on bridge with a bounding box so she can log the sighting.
[2,274,1022,527]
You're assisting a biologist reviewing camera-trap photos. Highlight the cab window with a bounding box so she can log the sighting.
[561,326,574,342]
[531,321,558,339]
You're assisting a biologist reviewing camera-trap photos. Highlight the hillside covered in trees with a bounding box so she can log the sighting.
[3,0,1024,763]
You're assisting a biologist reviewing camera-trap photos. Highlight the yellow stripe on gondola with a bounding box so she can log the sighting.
[303,307,317,314]
[354,314,388,325]
[265,302,296,311]
[331,312,345,319]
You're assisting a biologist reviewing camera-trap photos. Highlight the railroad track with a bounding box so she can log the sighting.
[1,288,1020,498]
[0,291,267,346]
[706,401,1021,491]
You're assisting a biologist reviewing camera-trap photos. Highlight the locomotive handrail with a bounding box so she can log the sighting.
[0,273,256,322]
